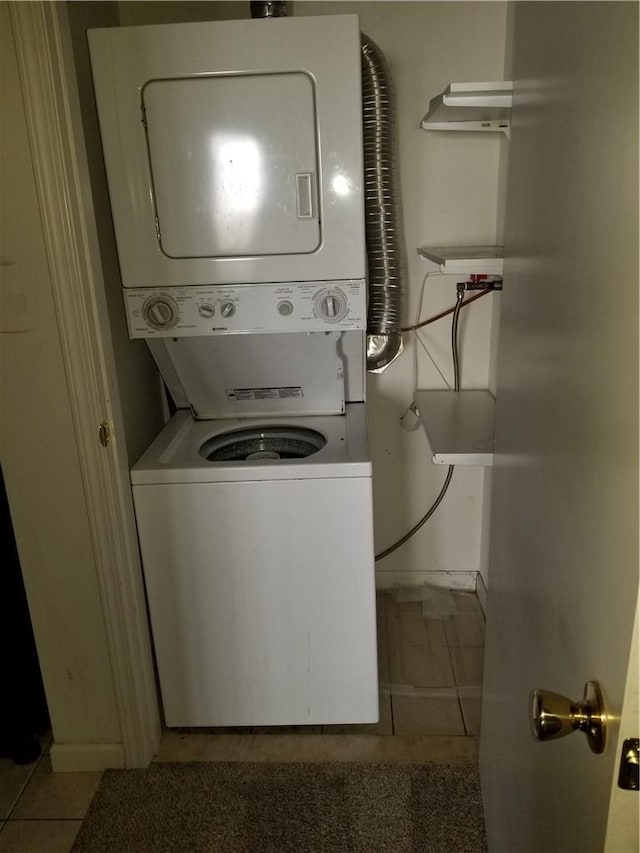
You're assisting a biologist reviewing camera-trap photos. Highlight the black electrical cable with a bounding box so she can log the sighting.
[374,288,465,562]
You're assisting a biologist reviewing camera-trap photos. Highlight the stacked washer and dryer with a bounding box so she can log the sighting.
[89,14,379,727]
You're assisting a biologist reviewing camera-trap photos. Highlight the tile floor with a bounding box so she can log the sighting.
[0,588,485,852]
[380,588,485,737]
[0,739,101,853]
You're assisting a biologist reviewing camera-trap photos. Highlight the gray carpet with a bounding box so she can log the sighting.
[72,762,486,852]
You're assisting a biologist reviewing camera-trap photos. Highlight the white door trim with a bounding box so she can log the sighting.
[9,1,160,768]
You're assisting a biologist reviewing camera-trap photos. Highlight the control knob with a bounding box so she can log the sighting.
[142,294,179,330]
[220,301,236,318]
[198,303,215,319]
[314,288,348,323]
[277,300,294,317]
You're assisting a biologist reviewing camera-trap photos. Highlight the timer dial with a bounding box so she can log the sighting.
[142,294,179,330]
[314,288,348,323]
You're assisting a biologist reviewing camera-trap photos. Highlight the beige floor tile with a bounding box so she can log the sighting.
[404,604,449,646]
[10,757,102,820]
[392,692,466,736]
[0,819,81,853]
[449,645,485,687]
[377,644,390,683]
[389,641,455,688]
[175,726,253,735]
[375,607,386,646]
[396,603,429,645]
[157,731,478,763]
[383,589,485,684]
[423,617,449,647]
[451,591,483,614]
[378,591,396,610]
[380,593,398,623]
[445,609,485,647]
[322,690,393,736]
[0,758,38,821]
[460,696,483,736]
[383,602,417,645]
[250,726,322,735]
[157,733,254,762]
[40,732,53,756]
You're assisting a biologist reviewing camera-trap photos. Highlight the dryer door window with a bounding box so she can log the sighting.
[142,72,320,259]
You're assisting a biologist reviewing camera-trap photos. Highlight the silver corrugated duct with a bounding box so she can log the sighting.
[250,1,289,18]
[361,33,405,373]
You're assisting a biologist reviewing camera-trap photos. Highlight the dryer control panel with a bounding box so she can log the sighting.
[125,280,366,338]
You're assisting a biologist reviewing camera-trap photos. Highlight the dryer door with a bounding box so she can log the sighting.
[143,73,320,259]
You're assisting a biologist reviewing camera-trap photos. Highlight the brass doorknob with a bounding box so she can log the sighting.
[530,680,606,754]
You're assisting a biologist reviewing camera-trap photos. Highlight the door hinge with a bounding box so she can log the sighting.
[618,738,639,790]
[98,421,112,448]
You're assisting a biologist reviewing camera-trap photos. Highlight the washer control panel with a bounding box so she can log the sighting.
[142,293,180,330]
[125,280,366,338]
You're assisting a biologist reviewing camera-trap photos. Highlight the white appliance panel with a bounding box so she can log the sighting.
[146,331,366,418]
[132,476,378,726]
[88,15,366,288]
[158,332,347,419]
[125,280,366,338]
[143,73,320,258]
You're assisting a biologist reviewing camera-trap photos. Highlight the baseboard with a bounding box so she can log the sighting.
[50,742,126,772]
[375,570,477,592]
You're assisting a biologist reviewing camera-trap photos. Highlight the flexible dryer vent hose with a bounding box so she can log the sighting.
[250,1,289,17]
[361,34,405,372]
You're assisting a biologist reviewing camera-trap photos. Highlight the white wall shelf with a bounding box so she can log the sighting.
[414,389,495,466]
[417,246,504,276]
[421,81,513,137]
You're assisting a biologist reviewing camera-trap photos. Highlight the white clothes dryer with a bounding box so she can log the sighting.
[88,15,365,292]
[131,405,378,727]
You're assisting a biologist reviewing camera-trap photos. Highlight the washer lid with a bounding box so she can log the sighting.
[149,332,347,419]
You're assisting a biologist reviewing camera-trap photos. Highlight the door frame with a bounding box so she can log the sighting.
[8,1,160,768]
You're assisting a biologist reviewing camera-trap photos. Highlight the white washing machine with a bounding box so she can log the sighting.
[131,406,377,727]
[126,325,377,727]
[89,13,379,727]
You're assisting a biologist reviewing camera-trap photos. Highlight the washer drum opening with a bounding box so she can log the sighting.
[199,426,327,462]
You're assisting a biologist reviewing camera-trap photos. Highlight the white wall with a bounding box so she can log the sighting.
[116,0,508,589]
[312,2,506,588]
